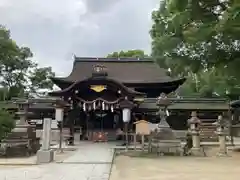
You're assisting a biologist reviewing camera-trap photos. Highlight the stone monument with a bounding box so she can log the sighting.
[37,118,55,163]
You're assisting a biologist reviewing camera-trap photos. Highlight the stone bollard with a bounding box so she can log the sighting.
[188,111,205,156]
[215,115,228,157]
[37,118,55,164]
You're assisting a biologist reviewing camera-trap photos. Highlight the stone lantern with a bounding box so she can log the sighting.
[214,115,229,156]
[10,98,41,156]
[188,111,204,156]
[157,93,171,128]
[13,98,34,130]
[156,93,175,140]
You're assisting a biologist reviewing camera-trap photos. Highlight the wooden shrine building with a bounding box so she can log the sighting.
[48,57,186,142]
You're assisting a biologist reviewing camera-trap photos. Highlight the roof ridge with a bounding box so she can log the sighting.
[74,57,153,62]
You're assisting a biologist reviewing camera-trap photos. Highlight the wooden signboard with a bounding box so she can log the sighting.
[134,120,150,135]
[63,128,71,138]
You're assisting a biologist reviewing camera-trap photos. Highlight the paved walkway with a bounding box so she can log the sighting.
[61,142,115,163]
[0,142,115,180]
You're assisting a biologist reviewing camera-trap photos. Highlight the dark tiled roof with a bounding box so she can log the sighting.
[230,100,240,108]
[2,98,230,111]
[140,98,230,110]
[54,57,175,84]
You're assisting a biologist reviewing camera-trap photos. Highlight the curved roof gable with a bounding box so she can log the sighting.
[55,57,172,84]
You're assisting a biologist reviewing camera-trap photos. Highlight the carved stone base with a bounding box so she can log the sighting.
[36,149,55,164]
[216,152,229,157]
[190,147,206,157]
[216,150,230,157]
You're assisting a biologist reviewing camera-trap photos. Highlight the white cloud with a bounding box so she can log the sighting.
[0,0,159,76]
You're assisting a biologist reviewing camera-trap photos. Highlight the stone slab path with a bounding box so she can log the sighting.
[0,142,115,180]
[61,142,115,163]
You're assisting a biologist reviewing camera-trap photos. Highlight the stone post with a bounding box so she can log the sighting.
[37,118,54,164]
[215,115,228,157]
[188,111,204,156]
[42,118,51,150]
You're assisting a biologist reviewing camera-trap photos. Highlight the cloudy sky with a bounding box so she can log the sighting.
[0,0,160,76]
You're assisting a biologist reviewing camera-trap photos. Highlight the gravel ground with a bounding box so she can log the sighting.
[110,148,240,180]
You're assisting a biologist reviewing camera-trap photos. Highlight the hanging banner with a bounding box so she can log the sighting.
[90,85,106,92]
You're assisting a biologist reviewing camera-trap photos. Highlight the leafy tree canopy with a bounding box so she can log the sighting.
[0,26,55,100]
[107,49,149,58]
[151,0,240,98]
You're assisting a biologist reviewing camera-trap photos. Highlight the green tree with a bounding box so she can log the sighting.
[107,49,149,58]
[28,66,55,96]
[178,68,231,97]
[151,0,240,97]
[0,26,55,100]
[0,107,15,140]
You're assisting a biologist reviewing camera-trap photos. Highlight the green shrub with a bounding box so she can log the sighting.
[0,108,15,140]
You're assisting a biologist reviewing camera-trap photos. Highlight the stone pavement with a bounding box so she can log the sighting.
[61,142,115,163]
[0,142,115,180]
[0,164,111,180]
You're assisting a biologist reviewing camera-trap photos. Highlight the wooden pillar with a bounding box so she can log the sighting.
[141,134,145,151]
[55,106,64,152]
[86,113,90,140]
[68,108,75,145]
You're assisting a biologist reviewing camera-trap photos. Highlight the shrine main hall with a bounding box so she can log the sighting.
[48,57,186,142]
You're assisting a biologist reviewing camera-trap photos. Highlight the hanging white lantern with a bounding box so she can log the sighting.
[75,90,78,94]
[166,109,169,116]
[111,105,114,112]
[106,104,109,110]
[83,103,86,111]
[93,101,96,110]
[88,105,91,111]
[122,108,131,123]
[102,102,105,110]
[55,108,64,122]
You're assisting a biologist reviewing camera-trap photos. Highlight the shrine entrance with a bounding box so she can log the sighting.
[82,110,123,141]
[92,110,116,130]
